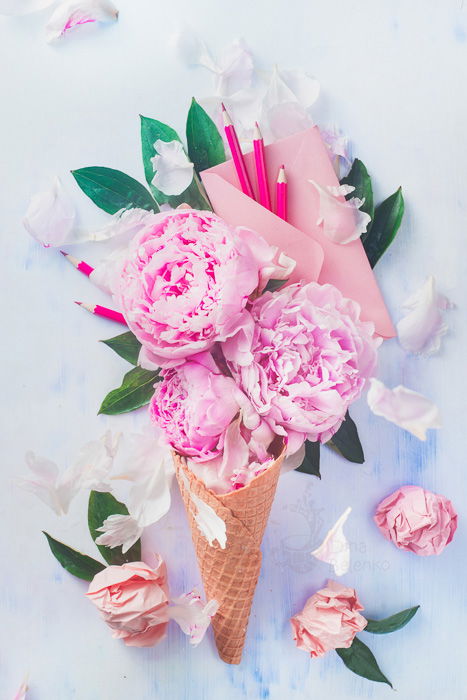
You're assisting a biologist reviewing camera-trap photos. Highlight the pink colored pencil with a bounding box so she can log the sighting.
[253,122,271,210]
[61,250,94,276]
[75,301,127,325]
[276,165,288,221]
[221,103,254,198]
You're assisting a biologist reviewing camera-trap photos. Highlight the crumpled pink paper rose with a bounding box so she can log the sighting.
[291,579,367,657]
[112,209,291,368]
[86,558,169,646]
[225,281,380,452]
[374,485,457,556]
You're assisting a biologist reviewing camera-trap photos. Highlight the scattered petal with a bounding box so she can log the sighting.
[179,471,226,548]
[96,514,143,553]
[170,28,217,70]
[309,179,371,244]
[70,430,120,492]
[397,276,452,356]
[320,126,352,177]
[260,66,317,141]
[18,452,79,515]
[23,176,75,248]
[0,0,53,15]
[169,589,219,645]
[45,0,118,42]
[367,378,442,441]
[311,507,352,576]
[13,681,28,700]
[151,140,194,196]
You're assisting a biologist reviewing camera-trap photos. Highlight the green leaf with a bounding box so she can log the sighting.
[325,411,364,464]
[341,158,374,222]
[101,331,142,365]
[43,532,105,582]
[263,278,288,294]
[336,637,392,687]
[71,166,158,215]
[140,114,211,210]
[98,366,161,415]
[186,98,226,174]
[296,440,320,478]
[362,187,404,268]
[88,491,141,565]
[365,606,420,634]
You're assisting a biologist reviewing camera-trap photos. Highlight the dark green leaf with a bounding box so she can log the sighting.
[43,532,105,582]
[98,366,161,415]
[88,491,141,565]
[336,637,392,687]
[296,440,320,478]
[71,166,158,215]
[101,331,142,365]
[263,278,288,294]
[341,158,374,222]
[365,606,420,634]
[362,187,404,268]
[325,411,364,464]
[140,115,211,210]
[186,97,226,173]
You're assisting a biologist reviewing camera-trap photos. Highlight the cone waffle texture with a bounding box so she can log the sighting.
[174,450,285,665]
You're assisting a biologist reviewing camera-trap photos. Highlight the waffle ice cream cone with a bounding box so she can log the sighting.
[174,448,285,665]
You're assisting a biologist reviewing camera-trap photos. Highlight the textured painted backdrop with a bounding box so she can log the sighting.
[1,0,466,698]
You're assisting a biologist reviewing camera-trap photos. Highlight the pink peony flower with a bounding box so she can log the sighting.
[112,209,290,367]
[374,485,457,556]
[86,558,169,647]
[225,282,380,453]
[291,579,367,657]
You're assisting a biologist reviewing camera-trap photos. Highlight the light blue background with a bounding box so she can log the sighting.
[1,1,466,697]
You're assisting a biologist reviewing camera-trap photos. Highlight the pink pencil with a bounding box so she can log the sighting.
[221,103,254,198]
[253,122,271,210]
[75,301,127,325]
[276,165,288,221]
[61,250,94,276]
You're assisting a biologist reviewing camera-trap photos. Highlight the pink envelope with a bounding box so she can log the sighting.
[202,127,395,338]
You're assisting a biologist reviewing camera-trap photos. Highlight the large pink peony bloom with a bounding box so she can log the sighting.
[291,579,367,657]
[374,485,457,556]
[225,282,380,452]
[112,209,291,367]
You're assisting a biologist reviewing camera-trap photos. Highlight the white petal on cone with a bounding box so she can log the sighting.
[311,507,352,576]
[367,378,442,441]
[281,443,306,474]
[168,589,219,646]
[397,276,452,356]
[23,176,76,247]
[151,140,194,196]
[12,681,28,700]
[45,0,118,42]
[0,0,54,15]
[308,179,371,244]
[179,472,226,548]
[96,514,143,553]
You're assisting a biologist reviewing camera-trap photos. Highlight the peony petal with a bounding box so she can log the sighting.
[23,176,75,247]
[151,140,194,196]
[12,681,28,700]
[96,514,143,553]
[170,28,217,71]
[320,127,352,177]
[367,378,442,441]
[260,66,317,141]
[311,507,352,576]
[179,471,226,548]
[18,452,78,515]
[0,0,53,15]
[308,179,371,244]
[397,276,452,356]
[168,589,219,645]
[45,0,118,42]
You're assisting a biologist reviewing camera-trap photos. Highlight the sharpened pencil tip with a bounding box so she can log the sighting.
[60,250,67,257]
[221,102,226,112]
[74,301,82,306]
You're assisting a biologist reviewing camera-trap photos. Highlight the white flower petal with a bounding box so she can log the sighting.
[279,68,320,109]
[320,127,352,177]
[71,430,119,491]
[309,179,371,244]
[397,276,452,356]
[151,140,194,196]
[23,176,75,247]
[213,39,254,96]
[179,472,226,548]
[0,0,54,15]
[311,507,352,576]
[169,589,219,646]
[367,378,442,441]
[45,0,118,42]
[18,452,78,515]
[170,28,217,70]
[96,513,143,553]
[260,66,316,141]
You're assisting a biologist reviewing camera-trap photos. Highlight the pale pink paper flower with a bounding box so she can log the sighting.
[151,140,194,196]
[397,276,452,356]
[374,485,457,556]
[291,579,367,657]
[308,180,371,244]
[23,176,75,247]
[87,558,169,647]
[12,680,28,700]
[367,378,442,440]
[45,0,118,42]
[311,507,352,576]
[169,589,219,646]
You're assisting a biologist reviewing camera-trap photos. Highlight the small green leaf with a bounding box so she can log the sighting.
[101,331,142,365]
[98,366,161,415]
[341,158,374,222]
[326,412,364,464]
[263,278,288,294]
[365,606,420,634]
[362,187,404,268]
[88,491,141,565]
[296,440,321,478]
[336,637,392,687]
[43,532,105,582]
[186,98,226,173]
[72,167,158,215]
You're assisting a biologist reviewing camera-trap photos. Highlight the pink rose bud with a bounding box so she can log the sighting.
[86,558,169,647]
[291,579,367,657]
[374,485,457,556]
